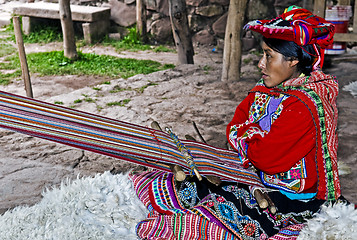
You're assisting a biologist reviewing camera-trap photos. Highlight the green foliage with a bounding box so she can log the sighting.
[26,51,174,79]
[0,21,175,86]
[122,27,141,45]
[109,82,158,94]
[5,19,63,44]
[106,99,131,107]
[152,45,175,53]
[0,43,16,58]
[102,36,151,52]
[102,27,175,53]
[110,85,130,93]
[135,82,158,93]
[22,25,63,44]
[243,58,252,64]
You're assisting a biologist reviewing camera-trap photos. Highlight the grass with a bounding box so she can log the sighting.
[26,51,174,79]
[0,23,175,85]
[109,82,158,94]
[106,99,131,107]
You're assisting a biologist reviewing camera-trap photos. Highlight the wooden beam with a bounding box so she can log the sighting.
[221,0,248,82]
[169,0,194,64]
[334,33,357,42]
[313,0,326,18]
[136,0,147,43]
[338,0,350,5]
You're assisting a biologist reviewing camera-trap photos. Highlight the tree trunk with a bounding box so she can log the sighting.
[169,0,194,64]
[221,0,247,81]
[136,0,147,43]
[59,0,77,60]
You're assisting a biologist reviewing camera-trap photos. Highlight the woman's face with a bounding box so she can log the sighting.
[258,42,300,88]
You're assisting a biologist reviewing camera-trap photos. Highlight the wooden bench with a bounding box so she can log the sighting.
[13,2,111,44]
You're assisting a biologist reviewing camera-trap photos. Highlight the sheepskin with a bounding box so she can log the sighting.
[0,171,356,240]
[0,171,148,240]
[343,80,357,97]
[298,202,357,240]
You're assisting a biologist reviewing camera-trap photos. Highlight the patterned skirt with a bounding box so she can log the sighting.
[129,170,325,240]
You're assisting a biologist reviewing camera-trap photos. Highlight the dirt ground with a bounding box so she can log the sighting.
[0,42,356,214]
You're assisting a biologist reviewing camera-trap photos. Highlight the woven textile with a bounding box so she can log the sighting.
[129,171,239,240]
[130,170,324,239]
[244,6,335,48]
[0,90,263,187]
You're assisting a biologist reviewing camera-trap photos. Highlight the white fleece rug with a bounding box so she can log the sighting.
[343,81,357,97]
[0,171,356,240]
[0,171,148,240]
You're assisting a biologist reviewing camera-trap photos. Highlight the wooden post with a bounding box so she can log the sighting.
[59,0,77,59]
[136,0,147,43]
[221,0,247,81]
[352,1,357,34]
[169,0,194,64]
[313,0,326,17]
[13,16,33,98]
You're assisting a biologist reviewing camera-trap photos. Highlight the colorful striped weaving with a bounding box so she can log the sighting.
[0,90,263,187]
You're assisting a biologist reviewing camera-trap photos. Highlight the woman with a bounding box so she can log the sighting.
[130,6,344,239]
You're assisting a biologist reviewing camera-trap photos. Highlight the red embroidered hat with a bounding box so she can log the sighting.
[244,6,335,49]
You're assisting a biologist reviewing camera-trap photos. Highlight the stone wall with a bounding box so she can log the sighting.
[35,0,277,46]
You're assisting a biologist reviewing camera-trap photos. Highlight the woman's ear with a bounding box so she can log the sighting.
[289,59,299,68]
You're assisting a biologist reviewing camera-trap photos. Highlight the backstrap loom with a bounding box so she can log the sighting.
[0,90,263,188]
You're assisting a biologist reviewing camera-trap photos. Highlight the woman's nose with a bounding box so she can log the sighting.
[258,57,265,70]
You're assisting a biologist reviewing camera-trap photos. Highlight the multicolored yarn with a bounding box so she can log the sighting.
[251,70,340,200]
[0,90,263,188]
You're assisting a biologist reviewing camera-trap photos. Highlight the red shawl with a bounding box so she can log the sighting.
[251,70,340,201]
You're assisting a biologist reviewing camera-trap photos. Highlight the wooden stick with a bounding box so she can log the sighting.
[182,151,202,181]
[192,121,207,144]
[253,188,268,209]
[170,165,186,182]
[206,175,222,186]
[151,121,163,131]
[264,192,277,214]
[13,16,33,98]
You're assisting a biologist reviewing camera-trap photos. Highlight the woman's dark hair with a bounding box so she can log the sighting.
[262,37,317,75]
